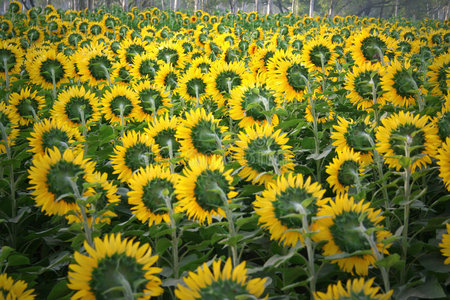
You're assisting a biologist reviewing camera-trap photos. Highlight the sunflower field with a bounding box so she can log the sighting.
[0,0,450,299]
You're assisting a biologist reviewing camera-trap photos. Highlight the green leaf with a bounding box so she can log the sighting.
[47,279,71,300]
[8,254,30,266]
[156,238,172,255]
[418,253,450,273]
[375,253,404,269]
[398,276,446,300]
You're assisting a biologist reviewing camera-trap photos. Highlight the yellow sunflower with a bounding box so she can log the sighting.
[144,114,181,160]
[133,80,171,122]
[254,173,330,247]
[427,52,450,97]
[175,257,267,300]
[67,233,163,299]
[155,39,187,69]
[326,148,365,195]
[206,60,248,107]
[28,147,97,217]
[128,165,179,226]
[345,62,387,110]
[8,87,45,126]
[190,56,213,74]
[331,116,374,165]
[375,111,440,172]
[301,37,338,74]
[28,48,73,90]
[87,21,106,37]
[175,108,229,161]
[439,222,450,264]
[110,60,132,86]
[266,52,311,102]
[118,37,150,66]
[51,85,101,129]
[27,118,84,157]
[0,102,19,154]
[177,67,208,105]
[110,130,161,183]
[314,193,392,275]
[249,46,277,77]
[76,42,114,86]
[101,85,140,125]
[231,123,295,185]
[381,60,423,108]
[229,78,282,128]
[350,29,398,65]
[0,273,35,300]
[305,93,335,124]
[437,137,450,191]
[129,51,161,81]
[154,63,179,92]
[26,26,46,45]
[0,40,24,80]
[175,155,237,224]
[314,277,393,300]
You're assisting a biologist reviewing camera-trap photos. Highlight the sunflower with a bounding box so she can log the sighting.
[350,29,398,65]
[326,148,365,195]
[154,63,179,92]
[118,37,150,65]
[249,46,276,77]
[28,48,73,90]
[129,52,161,81]
[8,0,22,13]
[231,124,295,185]
[101,85,140,125]
[301,37,337,74]
[177,67,208,105]
[437,137,450,191]
[175,155,237,224]
[133,80,171,122]
[67,233,163,299]
[206,60,247,107]
[0,273,35,300]
[314,193,391,275]
[266,52,310,102]
[87,21,106,37]
[128,165,179,226]
[439,222,450,264]
[176,108,229,161]
[381,60,423,108]
[0,103,19,154]
[305,93,335,124]
[345,62,387,110]
[26,26,45,45]
[375,111,440,172]
[229,78,281,128]
[51,85,101,129]
[110,60,132,86]
[331,117,374,165]
[77,42,114,86]
[28,147,97,217]
[190,56,213,74]
[28,118,84,157]
[110,130,161,183]
[175,257,267,300]
[8,87,45,126]
[145,114,181,160]
[314,277,393,300]
[0,40,24,80]
[155,40,187,69]
[427,53,450,97]
[254,173,329,247]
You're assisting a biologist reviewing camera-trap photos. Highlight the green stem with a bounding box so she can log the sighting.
[298,204,316,297]
[400,139,412,284]
[50,67,57,102]
[163,194,179,278]
[68,177,94,247]
[216,184,238,266]
[114,271,134,300]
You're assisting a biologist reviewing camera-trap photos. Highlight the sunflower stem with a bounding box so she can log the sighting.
[163,193,179,279]
[3,57,10,104]
[50,67,57,102]
[360,224,391,293]
[113,271,135,300]
[308,94,321,183]
[370,76,380,126]
[409,75,424,112]
[400,138,412,284]
[68,177,94,247]
[100,64,111,86]
[298,204,316,297]
[78,106,88,156]
[168,139,175,174]
[319,53,327,93]
[119,103,125,137]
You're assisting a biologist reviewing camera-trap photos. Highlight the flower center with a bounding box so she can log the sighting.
[47,161,85,204]
[438,112,450,141]
[16,97,39,119]
[139,59,159,79]
[163,72,178,90]
[190,120,222,154]
[194,169,229,211]
[242,87,276,121]
[65,96,93,124]
[245,137,283,173]
[88,55,112,81]
[125,44,145,64]
[157,47,179,65]
[197,62,210,73]
[286,63,309,92]
[155,129,179,158]
[273,187,317,228]
[389,124,425,157]
[344,123,373,154]
[215,70,242,95]
[142,178,174,213]
[90,25,102,36]
[361,36,387,63]
[196,279,249,299]
[110,96,133,117]
[124,143,155,172]
[0,49,17,72]
[41,128,71,153]
[309,45,332,67]
[39,59,65,84]
[337,160,359,187]
[437,62,450,95]
[90,254,147,300]
[329,211,373,254]
[186,77,207,98]
[353,70,382,100]
[68,33,82,47]
[138,88,163,113]
[392,68,422,99]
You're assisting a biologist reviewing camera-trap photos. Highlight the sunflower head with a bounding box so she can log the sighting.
[0,273,36,300]
[315,277,393,300]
